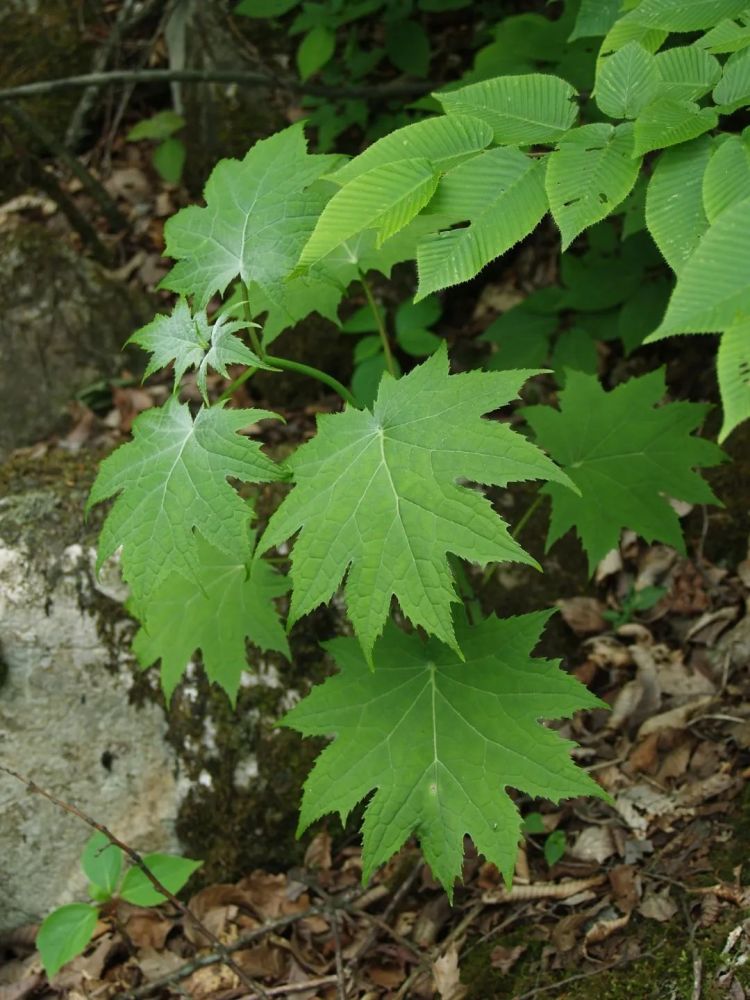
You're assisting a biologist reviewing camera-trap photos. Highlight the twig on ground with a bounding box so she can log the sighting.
[681,896,703,1000]
[0,69,432,104]
[237,976,339,998]
[0,764,271,1000]
[346,854,424,970]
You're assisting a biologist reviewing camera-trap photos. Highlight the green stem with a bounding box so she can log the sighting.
[359,271,396,377]
[242,287,265,359]
[511,492,544,540]
[265,354,358,407]
[216,366,257,405]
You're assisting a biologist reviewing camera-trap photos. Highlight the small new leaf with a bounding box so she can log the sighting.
[129,299,270,399]
[260,346,573,659]
[285,613,607,896]
[525,369,724,573]
[133,533,289,702]
[119,853,202,907]
[81,831,122,898]
[37,904,98,977]
[88,399,283,602]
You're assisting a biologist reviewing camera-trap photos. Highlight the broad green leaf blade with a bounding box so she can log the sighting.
[524,369,724,573]
[650,195,750,336]
[633,99,718,157]
[713,45,750,109]
[329,115,493,185]
[81,832,122,898]
[37,904,98,977]
[133,534,289,703]
[698,16,750,53]
[127,110,185,141]
[153,137,186,185]
[619,0,749,31]
[297,159,439,271]
[385,18,431,76]
[88,399,283,601]
[645,137,712,272]
[260,346,573,660]
[551,327,599,378]
[285,613,607,895]
[595,42,660,119]
[119,853,202,907]
[415,148,547,299]
[546,123,641,248]
[703,134,750,222]
[600,21,667,56]
[437,74,578,146]
[654,45,722,101]
[617,278,672,353]
[482,306,556,369]
[297,25,335,80]
[718,322,750,441]
[569,0,620,40]
[161,124,339,307]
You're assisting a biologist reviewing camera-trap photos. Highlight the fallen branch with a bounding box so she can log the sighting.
[0,69,433,105]
[0,764,270,1000]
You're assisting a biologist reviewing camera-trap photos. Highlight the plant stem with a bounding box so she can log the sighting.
[512,492,544,540]
[265,354,358,407]
[241,288,265,358]
[215,366,257,405]
[359,271,396,377]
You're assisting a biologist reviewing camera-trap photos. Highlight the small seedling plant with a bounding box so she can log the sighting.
[37,832,201,976]
[88,0,747,902]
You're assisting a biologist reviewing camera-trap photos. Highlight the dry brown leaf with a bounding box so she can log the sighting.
[234,942,288,980]
[638,887,678,922]
[569,826,617,864]
[304,831,332,871]
[637,696,715,738]
[609,865,641,914]
[432,946,467,1000]
[556,597,607,635]
[583,909,630,950]
[136,947,186,981]
[490,943,527,973]
[368,965,406,988]
[626,732,660,774]
[237,871,289,920]
[122,907,172,950]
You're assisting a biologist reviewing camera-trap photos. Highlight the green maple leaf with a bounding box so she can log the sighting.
[129,299,272,400]
[285,612,607,895]
[133,532,289,703]
[260,346,573,659]
[524,369,724,573]
[160,124,340,308]
[89,399,283,601]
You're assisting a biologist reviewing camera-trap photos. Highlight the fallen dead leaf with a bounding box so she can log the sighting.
[433,945,467,1000]
[569,825,617,864]
[556,597,607,635]
[304,831,332,871]
[609,865,641,914]
[490,943,527,973]
[638,887,678,922]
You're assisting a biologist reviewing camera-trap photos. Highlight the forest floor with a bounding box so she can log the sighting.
[3,78,750,1000]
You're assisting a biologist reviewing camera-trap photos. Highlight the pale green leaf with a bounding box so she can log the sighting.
[654,45,721,100]
[81,832,122,898]
[697,16,750,53]
[129,300,269,398]
[127,110,184,141]
[37,904,98,977]
[713,45,750,109]
[595,42,660,118]
[297,159,439,271]
[352,354,401,408]
[645,136,712,271]
[703,134,750,222]
[600,22,667,56]
[633,99,718,157]
[569,0,621,40]
[649,195,750,336]
[285,613,607,895]
[161,124,339,307]
[619,0,749,31]
[260,346,573,660]
[546,123,641,248]
[437,74,578,146]
[88,399,282,601]
[119,854,202,907]
[134,534,289,702]
[297,25,335,80]
[329,115,493,185]
[152,137,185,184]
[718,322,750,441]
[415,148,547,299]
[525,369,723,572]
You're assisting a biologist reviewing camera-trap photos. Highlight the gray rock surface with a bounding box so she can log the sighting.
[0,223,149,459]
[0,475,183,933]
